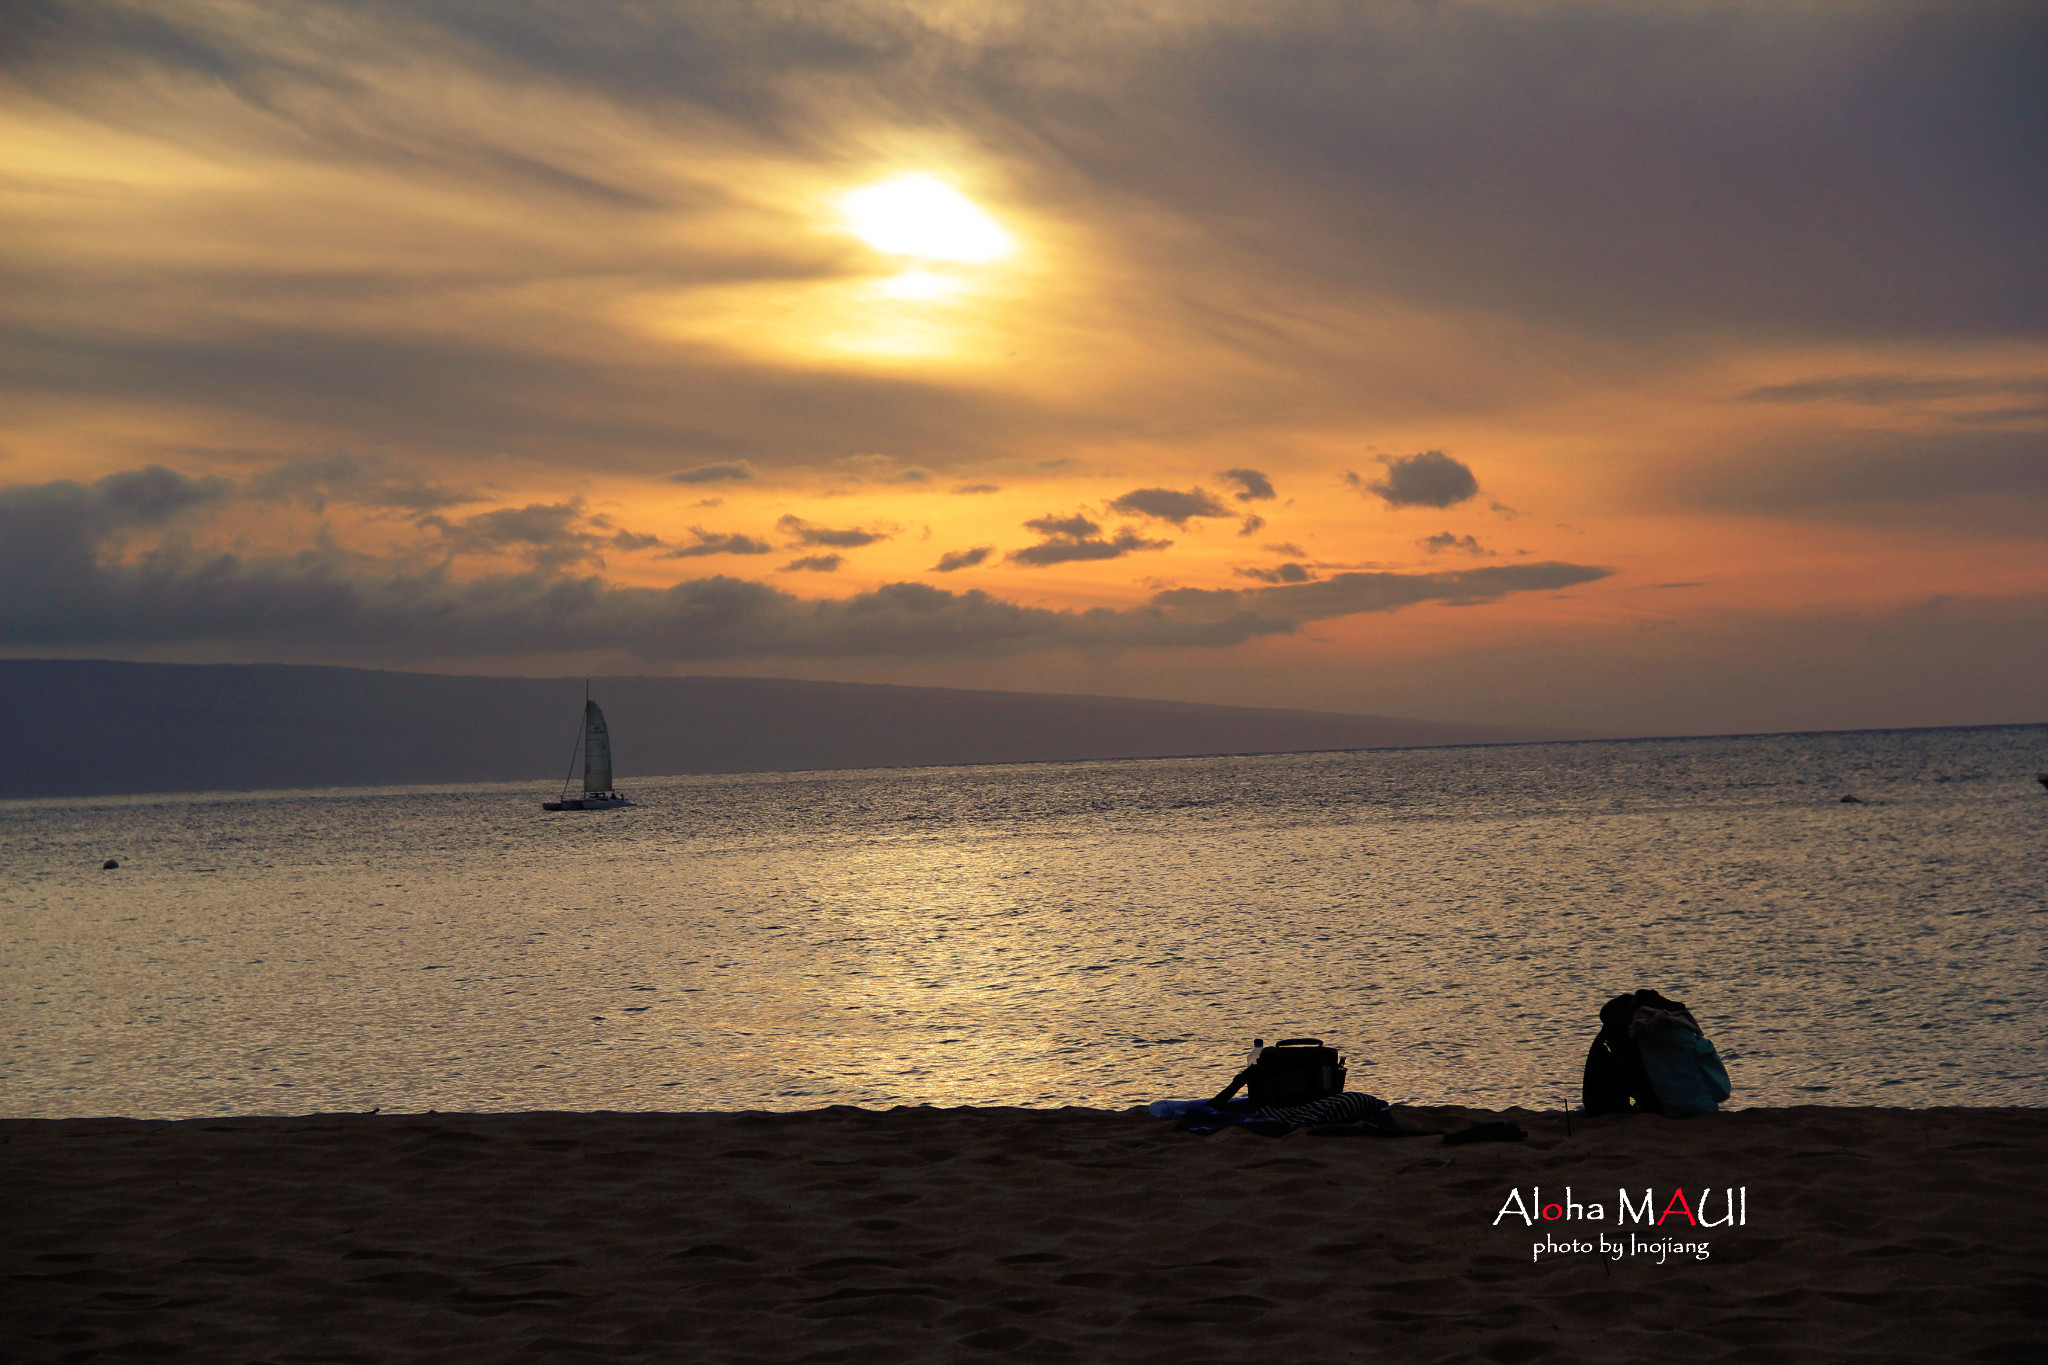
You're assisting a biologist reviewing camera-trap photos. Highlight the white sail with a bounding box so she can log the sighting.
[582,699,613,793]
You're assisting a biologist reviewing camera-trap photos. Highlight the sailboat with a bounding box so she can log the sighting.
[542,687,633,811]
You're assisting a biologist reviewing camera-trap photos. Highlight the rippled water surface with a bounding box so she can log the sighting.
[5,726,2045,1117]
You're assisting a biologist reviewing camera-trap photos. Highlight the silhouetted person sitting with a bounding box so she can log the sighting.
[1583,989,1680,1115]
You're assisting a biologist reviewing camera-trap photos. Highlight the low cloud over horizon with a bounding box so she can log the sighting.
[2,0,2042,732]
[0,463,1610,665]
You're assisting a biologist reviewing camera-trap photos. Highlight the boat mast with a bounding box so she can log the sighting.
[558,679,587,799]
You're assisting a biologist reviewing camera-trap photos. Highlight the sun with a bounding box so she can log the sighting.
[840,174,1015,263]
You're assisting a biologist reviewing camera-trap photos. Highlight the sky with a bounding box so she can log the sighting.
[3,0,2044,735]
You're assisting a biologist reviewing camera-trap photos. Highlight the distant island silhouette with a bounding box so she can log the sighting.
[0,659,1594,799]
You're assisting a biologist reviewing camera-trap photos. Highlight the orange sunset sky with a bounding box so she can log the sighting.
[3,0,2043,734]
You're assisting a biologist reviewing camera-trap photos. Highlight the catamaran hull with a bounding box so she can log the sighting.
[542,796,633,811]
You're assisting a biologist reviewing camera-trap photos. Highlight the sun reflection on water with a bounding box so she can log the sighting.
[13,731,2041,1118]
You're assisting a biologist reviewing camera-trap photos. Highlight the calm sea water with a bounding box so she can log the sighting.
[4,727,2044,1118]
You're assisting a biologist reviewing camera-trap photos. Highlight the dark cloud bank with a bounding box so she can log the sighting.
[0,466,1611,663]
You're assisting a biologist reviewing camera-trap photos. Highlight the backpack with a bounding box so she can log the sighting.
[1634,1018,1732,1119]
[1581,990,1732,1118]
[1208,1037,1348,1109]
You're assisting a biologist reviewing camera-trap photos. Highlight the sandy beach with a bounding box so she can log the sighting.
[6,1104,2044,1363]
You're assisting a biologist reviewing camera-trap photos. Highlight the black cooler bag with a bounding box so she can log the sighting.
[1245,1038,1348,1107]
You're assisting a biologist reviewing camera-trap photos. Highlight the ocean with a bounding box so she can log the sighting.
[4,726,2044,1119]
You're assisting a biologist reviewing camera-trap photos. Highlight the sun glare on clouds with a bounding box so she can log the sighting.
[841,174,1014,263]
[631,168,1032,365]
[828,173,1022,357]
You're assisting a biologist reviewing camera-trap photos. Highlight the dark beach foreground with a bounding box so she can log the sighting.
[5,1105,2044,1364]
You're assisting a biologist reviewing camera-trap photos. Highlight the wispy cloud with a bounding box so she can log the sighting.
[776,515,892,549]
[1235,562,1317,584]
[245,451,480,513]
[1218,468,1276,502]
[418,501,625,572]
[1107,487,1233,527]
[1737,375,2048,407]
[1419,532,1493,557]
[671,462,756,485]
[1663,430,2048,524]
[932,546,993,572]
[662,528,775,559]
[1007,513,1172,567]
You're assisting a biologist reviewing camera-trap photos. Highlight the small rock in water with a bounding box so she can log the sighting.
[101,858,119,870]
[1840,794,1862,804]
